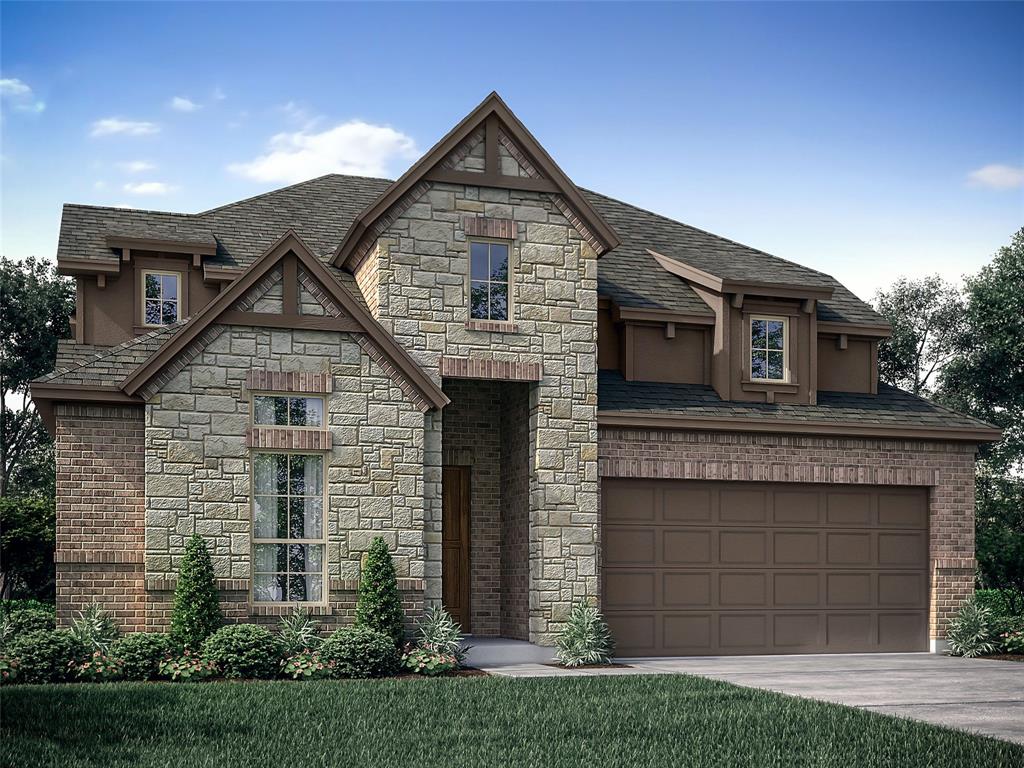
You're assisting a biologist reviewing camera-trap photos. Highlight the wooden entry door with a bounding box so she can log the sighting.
[442,466,471,632]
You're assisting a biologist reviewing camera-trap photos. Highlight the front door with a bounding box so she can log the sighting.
[442,466,471,632]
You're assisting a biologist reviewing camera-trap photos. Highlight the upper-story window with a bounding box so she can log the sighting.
[253,395,324,427]
[142,270,181,326]
[750,316,789,382]
[469,240,510,321]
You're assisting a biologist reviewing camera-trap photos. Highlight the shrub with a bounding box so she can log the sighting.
[277,607,322,655]
[201,624,280,679]
[170,535,222,649]
[70,650,123,682]
[0,603,55,644]
[321,625,397,679]
[355,537,404,646]
[974,588,1024,650]
[6,629,84,683]
[1001,630,1024,655]
[947,598,997,658]
[281,651,335,680]
[0,655,20,684]
[414,604,468,664]
[555,600,615,668]
[159,650,217,682]
[401,646,458,677]
[111,633,172,681]
[69,604,119,653]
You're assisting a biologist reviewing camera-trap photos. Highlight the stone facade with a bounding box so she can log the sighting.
[355,137,601,640]
[598,426,978,642]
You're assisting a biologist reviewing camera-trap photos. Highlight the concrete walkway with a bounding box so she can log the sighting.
[474,647,1024,745]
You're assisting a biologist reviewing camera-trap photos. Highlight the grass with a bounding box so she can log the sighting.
[2,675,1022,768]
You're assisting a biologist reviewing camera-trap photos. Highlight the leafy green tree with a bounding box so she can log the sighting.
[170,535,222,648]
[939,228,1024,599]
[354,537,404,645]
[0,257,74,497]
[874,275,965,395]
[0,496,55,600]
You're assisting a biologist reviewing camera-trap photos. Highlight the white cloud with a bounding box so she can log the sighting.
[118,160,156,173]
[170,96,201,113]
[123,181,175,195]
[228,120,419,183]
[0,78,45,113]
[211,87,226,102]
[93,180,107,190]
[91,118,160,137]
[967,164,1024,190]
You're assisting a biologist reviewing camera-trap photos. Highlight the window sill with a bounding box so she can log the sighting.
[465,319,520,334]
[741,379,799,393]
[250,603,331,616]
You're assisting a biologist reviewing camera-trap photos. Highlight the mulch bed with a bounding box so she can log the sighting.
[978,654,1024,663]
[542,663,632,669]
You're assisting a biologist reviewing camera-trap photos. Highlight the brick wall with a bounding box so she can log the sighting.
[54,404,147,631]
[500,382,530,639]
[598,427,978,640]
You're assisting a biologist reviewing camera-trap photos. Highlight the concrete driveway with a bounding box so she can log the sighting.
[625,653,1024,745]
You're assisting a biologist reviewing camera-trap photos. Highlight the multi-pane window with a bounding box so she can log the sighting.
[252,453,325,603]
[750,316,788,381]
[253,395,324,427]
[142,271,180,325]
[469,241,510,321]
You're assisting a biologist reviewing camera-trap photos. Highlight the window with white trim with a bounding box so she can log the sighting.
[253,395,324,427]
[749,316,788,382]
[251,452,325,603]
[142,270,181,325]
[469,240,510,321]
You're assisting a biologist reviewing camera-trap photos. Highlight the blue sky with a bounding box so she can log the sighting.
[1,1,1021,300]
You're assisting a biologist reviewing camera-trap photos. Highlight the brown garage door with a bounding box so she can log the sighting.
[602,479,929,656]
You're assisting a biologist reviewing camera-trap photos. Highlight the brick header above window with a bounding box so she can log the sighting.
[246,426,333,450]
[463,216,516,240]
[440,355,542,382]
[245,370,333,393]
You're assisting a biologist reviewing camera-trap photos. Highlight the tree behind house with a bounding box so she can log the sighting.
[170,535,222,648]
[355,537,404,645]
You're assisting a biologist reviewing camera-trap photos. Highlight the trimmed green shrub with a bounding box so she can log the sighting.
[277,607,322,655]
[414,604,468,663]
[159,651,217,682]
[69,604,119,653]
[201,624,280,679]
[321,625,397,678]
[0,603,56,644]
[6,629,84,683]
[170,535,222,649]
[555,600,615,668]
[947,598,997,658]
[355,537,404,646]
[111,633,172,681]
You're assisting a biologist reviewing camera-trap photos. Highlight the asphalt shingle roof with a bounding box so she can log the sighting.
[596,370,995,432]
[39,327,180,387]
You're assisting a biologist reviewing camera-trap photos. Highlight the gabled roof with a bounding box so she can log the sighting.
[118,230,448,411]
[331,92,620,268]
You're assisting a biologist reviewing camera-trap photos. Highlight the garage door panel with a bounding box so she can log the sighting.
[663,529,712,564]
[603,479,928,656]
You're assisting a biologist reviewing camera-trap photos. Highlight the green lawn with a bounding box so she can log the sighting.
[2,675,1021,768]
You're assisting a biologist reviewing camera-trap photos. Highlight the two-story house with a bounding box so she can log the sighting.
[32,93,999,656]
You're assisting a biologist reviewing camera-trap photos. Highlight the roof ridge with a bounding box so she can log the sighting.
[38,326,181,382]
[197,173,395,217]
[582,188,835,282]
[62,202,197,219]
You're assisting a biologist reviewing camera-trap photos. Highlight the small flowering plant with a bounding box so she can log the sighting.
[401,645,458,677]
[70,650,123,682]
[281,650,336,680]
[159,650,218,682]
[0,655,19,684]
[1001,630,1024,655]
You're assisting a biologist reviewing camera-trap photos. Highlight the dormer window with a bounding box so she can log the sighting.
[750,316,788,382]
[142,270,181,326]
[469,240,510,321]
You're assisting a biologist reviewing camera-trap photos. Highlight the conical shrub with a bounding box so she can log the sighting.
[170,534,222,648]
[354,537,404,645]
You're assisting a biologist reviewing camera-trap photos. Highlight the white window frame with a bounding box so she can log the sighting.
[250,450,328,606]
[749,315,790,383]
[467,238,512,322]
[140,269,182,327]
[250,393,326,429]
